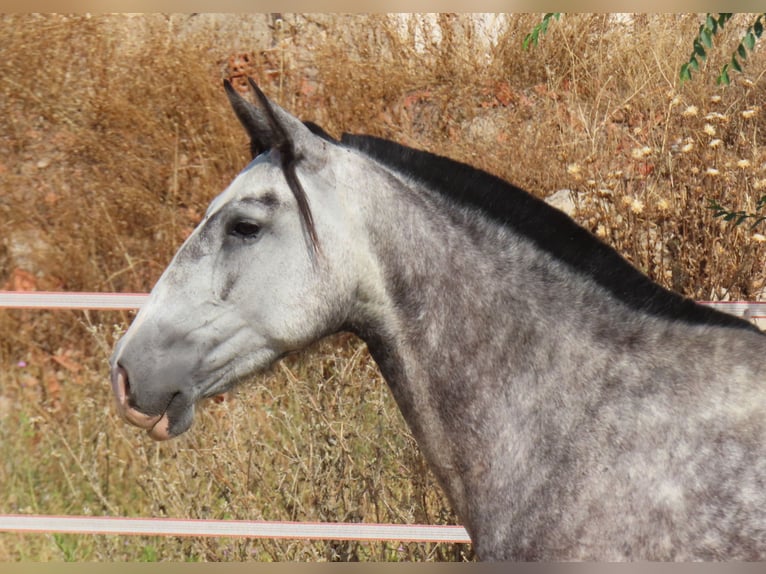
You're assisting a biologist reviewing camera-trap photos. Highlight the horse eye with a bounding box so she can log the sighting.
[229,220,261,239]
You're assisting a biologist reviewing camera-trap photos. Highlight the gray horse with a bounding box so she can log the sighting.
[110,78,766,560]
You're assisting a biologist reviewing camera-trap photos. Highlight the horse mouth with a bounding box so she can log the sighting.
[110,366,178,441]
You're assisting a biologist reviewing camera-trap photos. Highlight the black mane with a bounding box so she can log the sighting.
[303,121,337,142]
[340,132,759,332]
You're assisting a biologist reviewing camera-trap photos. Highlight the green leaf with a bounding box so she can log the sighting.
[717,64,730,85]
[744,31,756,50]
[694,40,707,59]
[738,43,748,59]
[754,18,763,38]
[731,55,742,72]
[689,55,700,71]
[701,28,713,49]
[522,31,537,50]
[680,64,692,82]
[718,13,733,27]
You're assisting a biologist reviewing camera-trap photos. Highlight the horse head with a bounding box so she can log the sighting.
[110,79,365,439]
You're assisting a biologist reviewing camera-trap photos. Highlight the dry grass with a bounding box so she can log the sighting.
[0,13,764,561]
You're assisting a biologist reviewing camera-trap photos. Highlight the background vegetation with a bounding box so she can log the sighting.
[0,13,764,561]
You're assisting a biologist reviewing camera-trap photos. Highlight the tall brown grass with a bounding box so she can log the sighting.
[0,13,764,561]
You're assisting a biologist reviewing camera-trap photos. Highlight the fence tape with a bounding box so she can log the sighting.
[698,300,766,320]
[0,515,471,543]
[1,291,765,319]
[0,291,148,310]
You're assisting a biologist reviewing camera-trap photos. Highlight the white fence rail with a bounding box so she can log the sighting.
[2,290,766,319]
[0,515,471,543]
[0,291,148,310]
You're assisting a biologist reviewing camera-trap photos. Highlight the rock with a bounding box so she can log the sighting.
[545,189,578,216]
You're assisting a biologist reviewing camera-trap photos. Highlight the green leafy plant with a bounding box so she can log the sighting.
[522,13,561,50]
[708,196,766,229]
[523,13,763,85]
[680,13,765,84]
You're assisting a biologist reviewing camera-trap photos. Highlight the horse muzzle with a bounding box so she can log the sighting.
[110,364,174,441]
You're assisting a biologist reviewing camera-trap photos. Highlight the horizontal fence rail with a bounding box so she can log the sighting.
[700,300,766,320]
[0,291,764,542]
[1,291,766,319]
[0,515,471,543]
[0,291,149,310]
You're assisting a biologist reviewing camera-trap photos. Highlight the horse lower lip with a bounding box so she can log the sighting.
[123,406,163,430]
[147,412,172,441]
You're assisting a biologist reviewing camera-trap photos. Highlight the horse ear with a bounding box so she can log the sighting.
[223,78,319,161]
[224,77,324,261]
[223,79,272,157]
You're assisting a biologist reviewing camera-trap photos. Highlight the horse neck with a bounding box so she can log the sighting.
[344,170,579,528]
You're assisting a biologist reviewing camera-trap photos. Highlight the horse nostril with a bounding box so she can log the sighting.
[111,364,130,408]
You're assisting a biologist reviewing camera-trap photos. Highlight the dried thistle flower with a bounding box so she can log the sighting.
[704,111,728,122]
[708,139,722,149]
[703,123,716,136]
[737,159,751,169]
[742,108,759,119]
[567,163,582,177]
[682,105,698,117]
[705,167,720,176]
[631,146,652,159]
